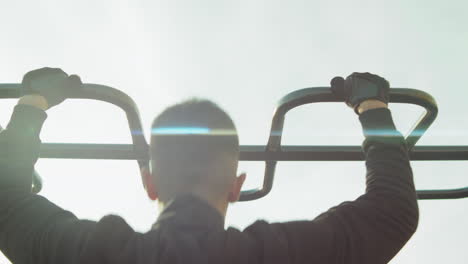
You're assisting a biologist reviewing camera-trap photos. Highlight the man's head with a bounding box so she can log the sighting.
[141,99,246,215]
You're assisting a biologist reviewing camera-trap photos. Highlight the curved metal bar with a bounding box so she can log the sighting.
[0,83,150,193]
[417,187,468,200]
[31,171,42,193]
[239,87,439,201]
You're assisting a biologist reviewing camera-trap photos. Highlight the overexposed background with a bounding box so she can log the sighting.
[1,0,467,263]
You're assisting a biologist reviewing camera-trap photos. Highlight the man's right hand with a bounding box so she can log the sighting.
[330,72,390,114]
[21,67,82,109]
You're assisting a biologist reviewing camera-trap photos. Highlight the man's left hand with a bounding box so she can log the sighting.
[21,67,82,109]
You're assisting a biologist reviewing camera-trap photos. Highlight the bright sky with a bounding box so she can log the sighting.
[1,0,467,263]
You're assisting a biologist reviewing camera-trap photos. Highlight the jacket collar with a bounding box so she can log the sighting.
[152,194,225,231]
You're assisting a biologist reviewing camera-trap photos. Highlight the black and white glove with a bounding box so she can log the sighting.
[330,72,390,114]
[21,67,82,108]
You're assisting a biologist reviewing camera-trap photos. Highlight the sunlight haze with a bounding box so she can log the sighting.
[0,0,467,263]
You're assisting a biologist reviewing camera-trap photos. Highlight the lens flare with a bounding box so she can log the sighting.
[152,127,236,136]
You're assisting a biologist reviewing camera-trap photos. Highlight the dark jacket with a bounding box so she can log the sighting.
[0,105,418,264]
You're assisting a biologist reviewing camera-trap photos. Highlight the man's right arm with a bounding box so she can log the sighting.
[241,71,419,263]
[242,107,418,264]
[315,107,418,263]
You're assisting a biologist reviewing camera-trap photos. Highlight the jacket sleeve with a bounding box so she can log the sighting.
[0,105,100,264]
[243,108,419,264]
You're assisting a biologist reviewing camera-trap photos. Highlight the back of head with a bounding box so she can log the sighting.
[150,99,239,203]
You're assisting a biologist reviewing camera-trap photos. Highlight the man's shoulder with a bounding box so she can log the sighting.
[89,214,139,241]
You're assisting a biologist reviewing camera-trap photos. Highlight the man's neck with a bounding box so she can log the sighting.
[159,193,228,220]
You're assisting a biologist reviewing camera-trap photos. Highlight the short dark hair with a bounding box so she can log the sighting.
[150,98,239,202]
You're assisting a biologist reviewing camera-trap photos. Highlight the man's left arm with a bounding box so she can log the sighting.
[0,96,97,264]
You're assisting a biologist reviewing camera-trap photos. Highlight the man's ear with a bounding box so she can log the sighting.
[228,173,247,202]
[140,167,158,201]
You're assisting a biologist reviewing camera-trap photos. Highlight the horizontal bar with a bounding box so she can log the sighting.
[417,187,468,200]
[40,144,145,160]
[39,143,468,161]
[39,143,468,200]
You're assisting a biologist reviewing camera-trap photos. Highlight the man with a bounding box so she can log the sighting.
[0,68,418,264]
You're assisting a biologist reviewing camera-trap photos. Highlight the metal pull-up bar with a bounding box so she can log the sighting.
[0,83,149,193]
[0,84,466,201]
[239,87,439,201]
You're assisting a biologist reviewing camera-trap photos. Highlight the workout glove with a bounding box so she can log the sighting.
[22,67,82,108]
[330,72,390,114]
